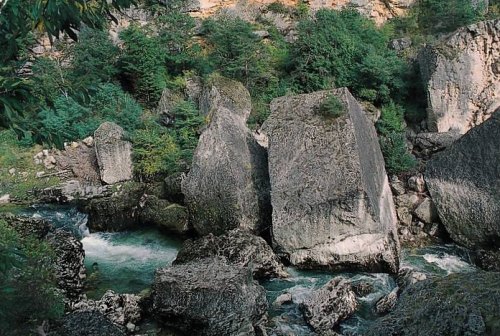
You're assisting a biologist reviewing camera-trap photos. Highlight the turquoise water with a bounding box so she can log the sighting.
[19,205,477,334]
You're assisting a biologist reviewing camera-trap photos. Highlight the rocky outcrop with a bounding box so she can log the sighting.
[0,213,52,239]
[94,122,133,185]
[425,110,500,250]
[367,272,500,336]
[374,288,398,315]
[189,0,416,25]
[150,257,268,336]
[300,277,357,333]
[72,290,142,332]
[47,230,86,302]
[85,183,144,232]
[49,311,126,336]
[419,20,500,134]
[261,88,399,273]
[174,229,287,279]
[140,195,189,234]
[182,76,271,236]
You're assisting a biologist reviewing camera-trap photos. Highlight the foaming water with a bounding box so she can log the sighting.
[83,229,181,299]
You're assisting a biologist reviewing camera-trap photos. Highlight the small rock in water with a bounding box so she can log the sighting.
[352,281,374,297]
[375,288,398,315]
[396,267,427,291]
[300,276,357,333]
[273,292,293,306]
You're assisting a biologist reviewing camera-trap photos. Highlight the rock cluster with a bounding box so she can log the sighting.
[150,257,268,336]
[261,88,399,272]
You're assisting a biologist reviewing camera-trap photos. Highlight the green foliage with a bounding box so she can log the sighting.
[290,9,408,104]
[0,219,64,334]
[376,103,416,174]
[316,94,346,119]
[70,27,120,87]
[266,2,290,14]
[380,132,417,174]
[132,100,203,178]
[119,24,167,105]
[202,17,276,92]
[132,122,181,178]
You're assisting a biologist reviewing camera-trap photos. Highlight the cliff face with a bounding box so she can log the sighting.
[420,20,500,134]
[188,0,416,24]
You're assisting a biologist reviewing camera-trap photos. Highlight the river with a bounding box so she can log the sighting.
[19,205,477,335]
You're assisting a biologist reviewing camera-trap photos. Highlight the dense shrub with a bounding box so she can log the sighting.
[0,220,64,335]
[316,94,346,119]
[376,103,416,174]
[290,9,408,104]
[119,25,167,105]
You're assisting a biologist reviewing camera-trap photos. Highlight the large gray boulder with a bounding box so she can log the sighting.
[425,110,500,250]
[367,272,500,336]
[174,228,287,279]
[261,88,399,273]
[94,122,133,185]
[150,257,268,336]
[419,20,500,134]
[182,76,271,236]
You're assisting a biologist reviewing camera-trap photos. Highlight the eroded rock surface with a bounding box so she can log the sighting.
[300,277,357,333]
[182,76,271,236]
[367,272,500,336]
[419,20,500,134]
[94,122,133,185]
[425,110,500,250]
[150,257,268,336]
[261,88,399,273]
[174,228,287,279]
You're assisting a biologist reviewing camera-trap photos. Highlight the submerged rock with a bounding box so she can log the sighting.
[150,257,268,336]
[261,88,399,273]
[367,272,500,336]
[49,311,126,336]
[419,20,500,134]
[94,122,133,185]
[174,228,287,279]
[182,76,271,236]
[425,110,500,250]
[300,276,357,333]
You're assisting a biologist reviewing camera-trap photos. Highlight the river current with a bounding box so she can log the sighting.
[18,205,477,335]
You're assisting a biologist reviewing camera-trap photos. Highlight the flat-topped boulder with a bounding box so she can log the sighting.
[261,88,399,273]
[174,228,287,279]
[182,76,271,236]
[94,122,133,185]
[150,257,268,336]
[425,109,500,250]
[419,19,500,134]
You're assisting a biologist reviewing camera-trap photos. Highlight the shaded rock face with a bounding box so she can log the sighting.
[72,290,142,329]
[419,20,500,134]
[300,277,357,333]
[140,195,189,234]
[425,110,500,250]
[150,257,268,336]
[182,76,271,236]
[47,230,86,303]
[261,88,399,273]
[367,272,500,336]
[94,122,133,185]
[0,213,52,239]
[49,311,126,336]
[174,229,287,279]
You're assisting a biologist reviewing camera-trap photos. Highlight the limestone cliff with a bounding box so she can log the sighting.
[419,20,500,134]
